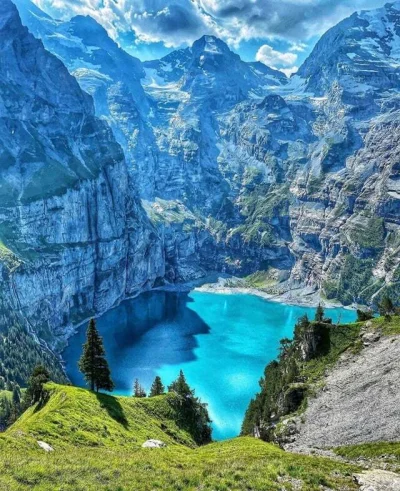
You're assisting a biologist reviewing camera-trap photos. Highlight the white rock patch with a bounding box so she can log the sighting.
[37,441,54,452]
[142,440,166,448]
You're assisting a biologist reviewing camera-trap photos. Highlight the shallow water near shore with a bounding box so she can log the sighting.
[63,291,356,440]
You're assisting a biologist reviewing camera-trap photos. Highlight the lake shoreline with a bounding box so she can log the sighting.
[155,274,356,311]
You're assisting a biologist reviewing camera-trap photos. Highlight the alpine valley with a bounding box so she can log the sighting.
[2,0,400,488]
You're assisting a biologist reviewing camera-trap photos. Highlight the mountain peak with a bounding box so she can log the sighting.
[70,14,109,37]
[192,35,232,57]
[386,1,400,10]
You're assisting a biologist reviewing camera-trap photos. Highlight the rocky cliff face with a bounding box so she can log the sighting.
[0,0,163,349]
[286,332,400,451]
[285,1,400,305]
[15,1,294,283]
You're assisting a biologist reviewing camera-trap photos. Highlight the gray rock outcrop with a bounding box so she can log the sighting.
[6,0,400,357]
[286,335,400,450]
[354,470,400,491]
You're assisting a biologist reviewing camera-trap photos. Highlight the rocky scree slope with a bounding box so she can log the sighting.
[0,0,163,351]
[242,314,400,466]
[284,319,400,452]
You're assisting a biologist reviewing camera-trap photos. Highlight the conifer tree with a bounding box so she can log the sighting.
[25,365,50,406]
[168,370,212,444]
[379,295,394,319]
[133,378,141,397]
[150,376,165,397]
[12,385,20,408]
[315,303,324,322]
[133,378,146,397]
[168,370,193,398]
[78,319,114,393]
[9,386,21,425]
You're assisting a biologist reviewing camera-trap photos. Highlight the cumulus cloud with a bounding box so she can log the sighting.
[280,66,299,77]
[289,42,307,52]
[32,0,387,64]
[34,0,387,48]
[256,44,297,68]
[195,0,386,43]
[126,2,212,47]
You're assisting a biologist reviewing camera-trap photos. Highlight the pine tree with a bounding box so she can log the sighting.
[279,338,292,359]
[167,370,212,444]
[133,378,141,397]
[12,385,20,408]
[24,365,50,406]
[78,318,114,393]
[315,303,324,322]
[379,295,394,319]
[0,394,11,431]
[168,370,193,398]
[150,376,165,397]
[133,378,146,397]
[9,385,21,425]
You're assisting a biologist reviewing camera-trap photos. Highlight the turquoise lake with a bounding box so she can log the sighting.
[63,291,356,440]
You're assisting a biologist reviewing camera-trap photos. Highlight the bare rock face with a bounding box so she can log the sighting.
[8,0,400,346]
[354,470,400,491]
[16,0,400,307]
[285,336,400,451]
[0,0,164,346]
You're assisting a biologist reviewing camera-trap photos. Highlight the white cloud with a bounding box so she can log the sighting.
[32,0,388,55]
[256,44,297,68]
[289,42,307,52]
[280,66,299,77]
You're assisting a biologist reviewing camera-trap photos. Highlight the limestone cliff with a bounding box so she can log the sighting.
[0,0,164,349]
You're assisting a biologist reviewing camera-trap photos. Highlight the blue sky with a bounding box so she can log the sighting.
[33,0,388,74]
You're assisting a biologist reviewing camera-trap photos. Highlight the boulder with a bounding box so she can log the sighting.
[37,441,54,452]
[362,331,381,346]
[142,439,166,448]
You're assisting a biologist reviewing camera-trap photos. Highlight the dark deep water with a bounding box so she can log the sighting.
[63,291,356,440]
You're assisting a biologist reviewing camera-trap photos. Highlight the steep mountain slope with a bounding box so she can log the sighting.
[15,0,295,283]
[0,0,163,356]
[297,1,400,97]
[13,0,158,199]
[242,313,400,465]
[0,383,360,490]
[144,35,287,106]
[141,35,288,209]
[284,1,400,304]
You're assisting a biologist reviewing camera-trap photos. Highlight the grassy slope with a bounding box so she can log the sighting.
[6,383,196,449]
[0,383,359,490]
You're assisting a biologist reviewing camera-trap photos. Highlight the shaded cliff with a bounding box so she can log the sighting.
[0,0,164,354]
